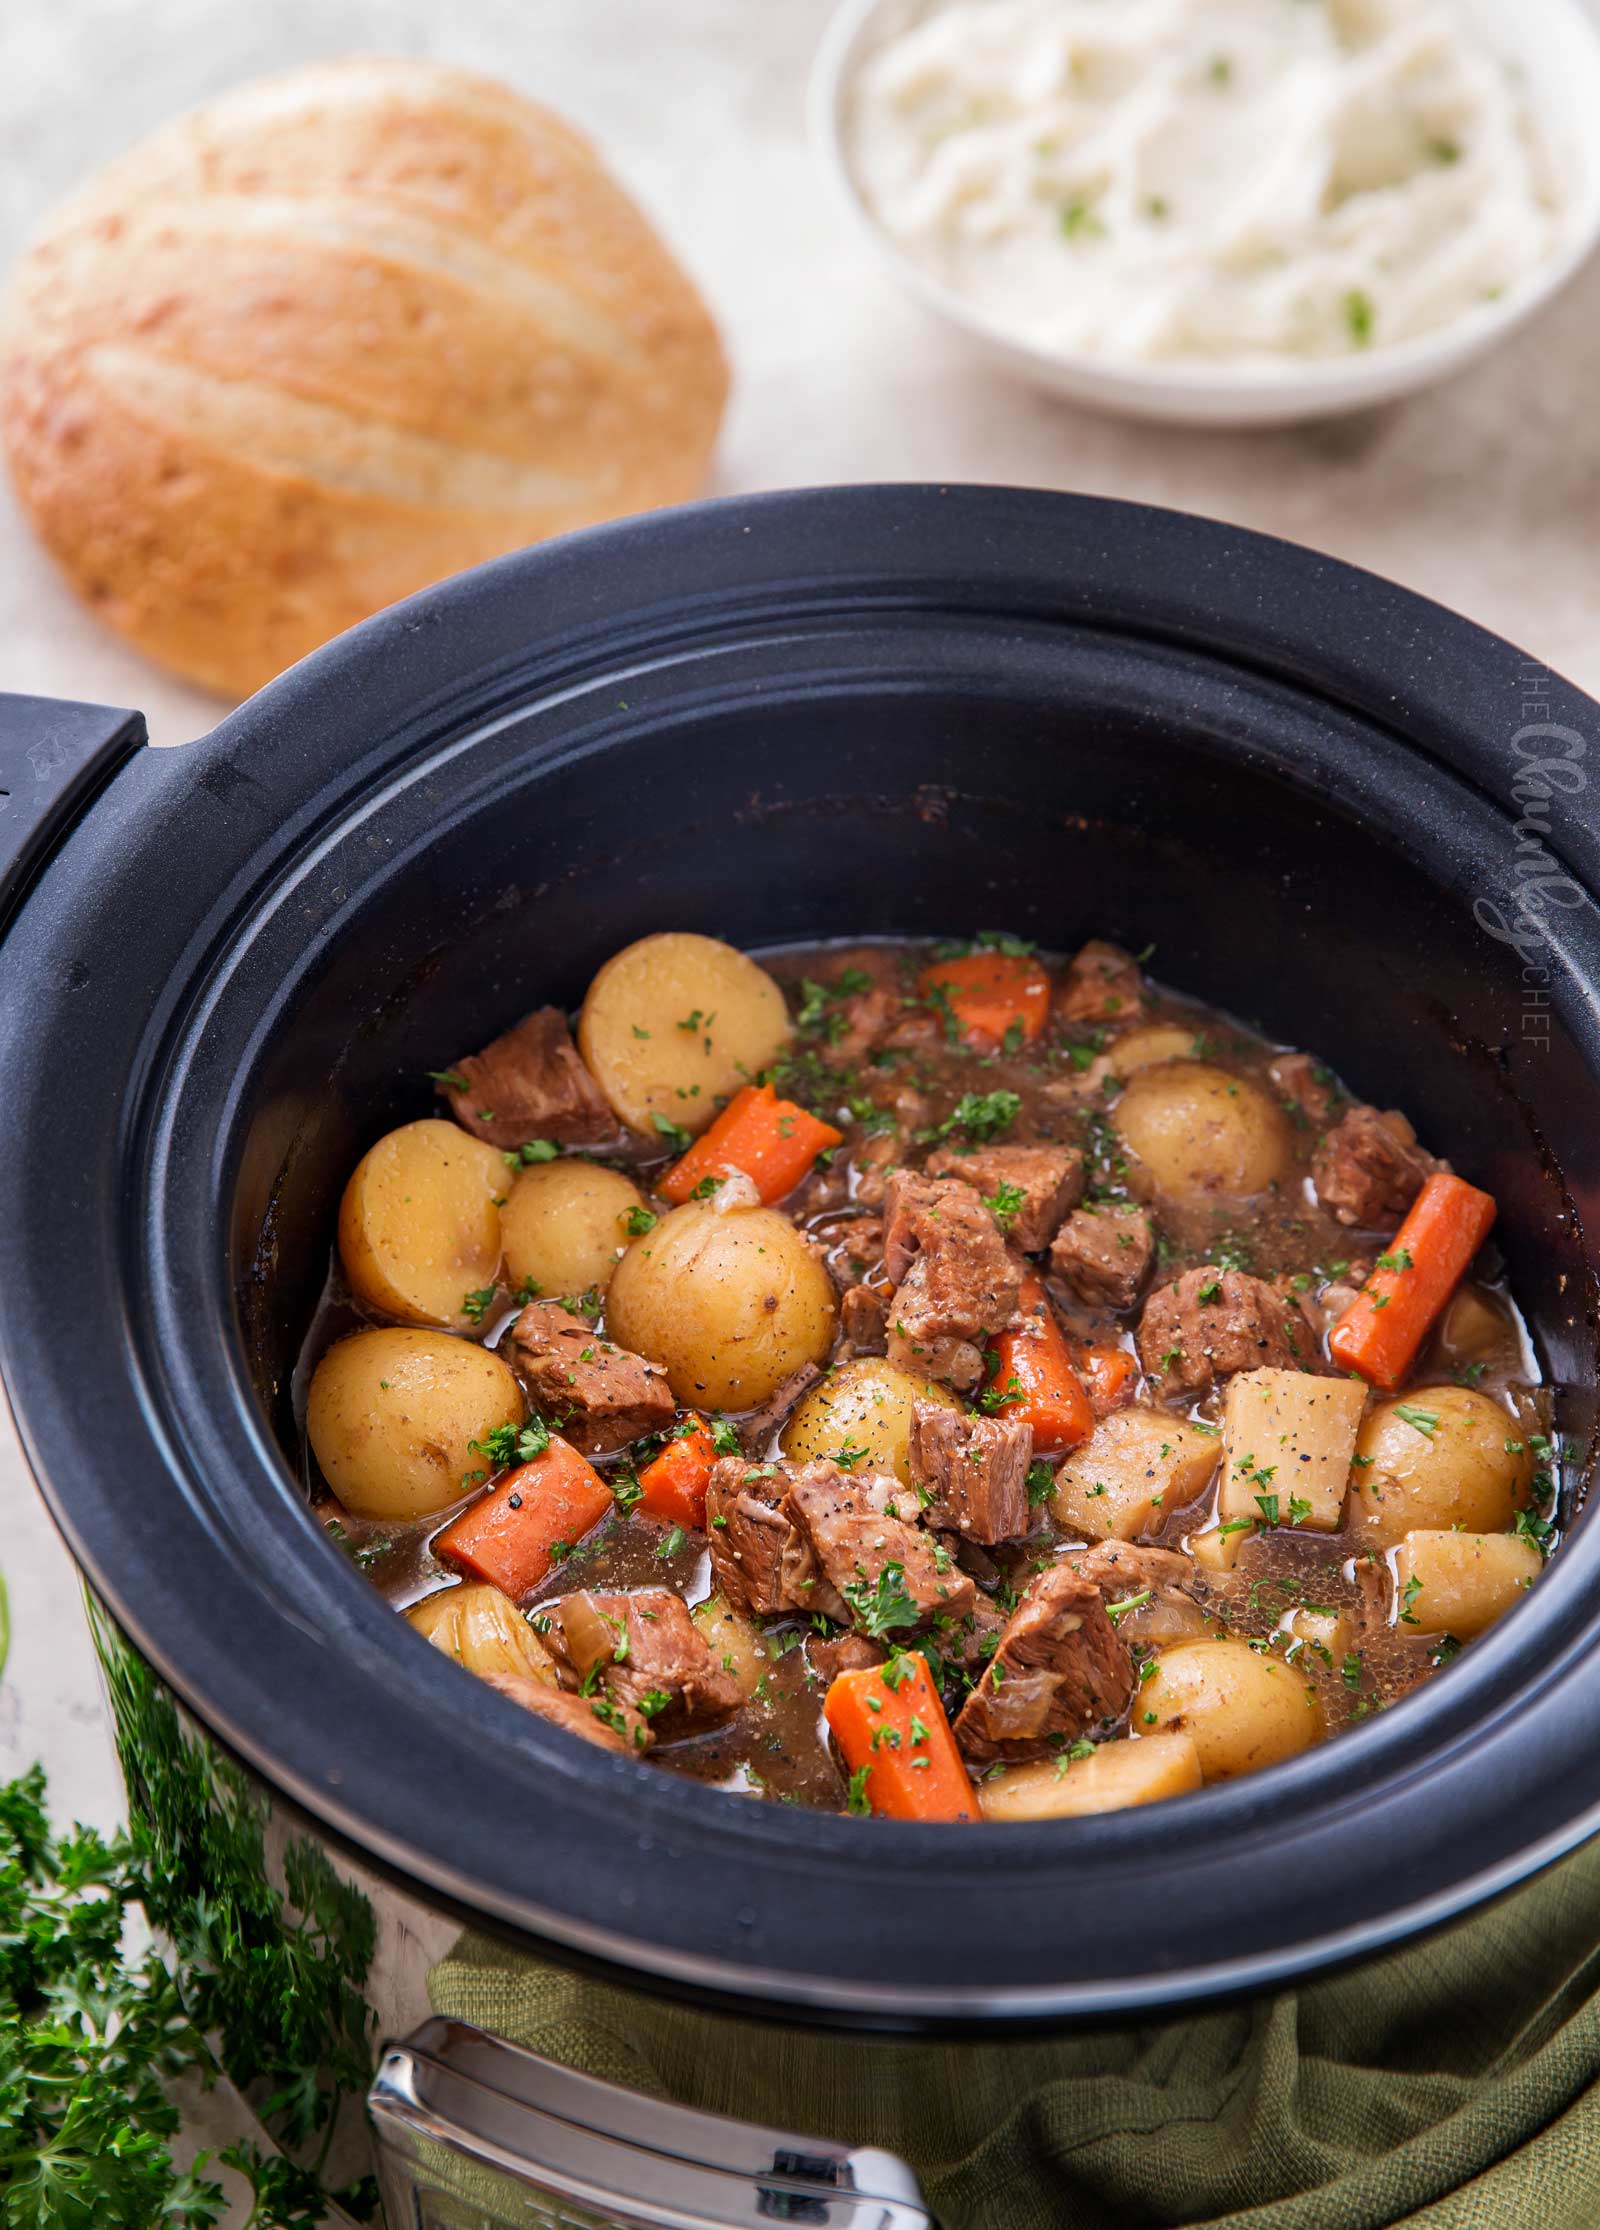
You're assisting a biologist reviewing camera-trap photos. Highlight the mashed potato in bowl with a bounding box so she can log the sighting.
[845,0,1569,366]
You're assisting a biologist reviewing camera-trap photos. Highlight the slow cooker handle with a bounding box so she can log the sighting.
[369,2015,936,2228]
[0,692,147,926]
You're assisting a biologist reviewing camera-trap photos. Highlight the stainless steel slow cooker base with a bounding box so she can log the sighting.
[371,2018,930,2229]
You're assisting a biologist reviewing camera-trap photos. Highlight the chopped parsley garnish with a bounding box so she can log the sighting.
[842,1563,922,1641]
[983,1180,1028,1231]
[657,1525,688,1559]
[502,1137,560,1167]
[460,1284,499,1324]
[1344,288,1376,348]
[651,1112,692,1152]
[1394,1404,1440,1439]
[428,1068,469,1090]
[1025,1460,1056,1508]
[845,1765,873,1815]
[470,1418,551,1468]
[623,1205,658,1237]
[925,1089,1022,1146]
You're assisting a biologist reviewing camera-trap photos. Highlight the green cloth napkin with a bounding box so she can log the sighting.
[429,1834,1600,2230]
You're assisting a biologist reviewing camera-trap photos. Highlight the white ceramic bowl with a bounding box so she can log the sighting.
[811,0,1600,427]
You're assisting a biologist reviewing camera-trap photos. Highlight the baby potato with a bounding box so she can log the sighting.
[408,1582,559,1686]
[1345,1385,1535,1549]
[1141,1639,1322,1781]
[781,1357,963,1485]
[307,1328,522,1520]
[338,1119,505,1328]
[978,1733,1203,1821]
[690,1591,769,1698]
[1393,1530,1542,1638]
[1104,1024,1201,1077]
[500,1158,648,1301]
[1114,1061,1288,1203]
[607,1202,836,1410]
[1052,1407,1221,1542]
[578,932,792,1139]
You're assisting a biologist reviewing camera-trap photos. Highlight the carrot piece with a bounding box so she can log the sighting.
[1328,1172,1498,1392]
[919,949,1051,1052]
[635,1414,719,1530]
[984,1273,1095,1455]
[659,1082,843,1207]
[823,1652,975,1821]
[434,1437,613,1599]
[1074,1340,1138,1416]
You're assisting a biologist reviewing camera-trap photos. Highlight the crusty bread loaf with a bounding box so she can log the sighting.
[1,58,728,698]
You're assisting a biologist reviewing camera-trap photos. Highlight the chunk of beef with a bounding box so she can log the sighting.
[549,1589,741,1739]
[907,1400,1032,1544]
[735,1361,824,1457]
[815,1214,885,1293]
[952,1564,1134,1765]
[807,1631,887,1682]
[706,1457,804,1616]
[784,1460,976,1633]
[438,1007,614,1150]
[822,953,903,1066]
[1270,1052,1337,1128]
[852,1130,905,1209]
[1068,1541,1196,1602]
[482,1672,644,1754]
[1313,1106,1441,1230]
[925,1141,1085,1253]
[881,1170,1023,1390]
[1057,940,1147,1028]
[1050,1205,1156,1311]
[840,1283,889,1356]
[507,1301,674,1455]
[1136,1267,1311,1399]
[1314,1257,1374,1334]
[939,1592,1010,1672]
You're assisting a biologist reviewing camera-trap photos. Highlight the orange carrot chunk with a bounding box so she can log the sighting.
[1074,1340,1138,1415]
[823,1652,975,1821]
[984,1273,1095,1456]
[660,1082,843,1207]
[1329,1172,1498,1392]
[919,948,1051,1052]
[635,1414,719,1530]
[434,1436,614,1599]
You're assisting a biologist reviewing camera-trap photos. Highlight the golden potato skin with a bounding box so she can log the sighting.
[1345,1385,1535,1549]
[307,1328,522,1520]
[338,1119,504,1328]
[979,1733,1203,1820]
[1114,1061,1289,1202]
[1393,1530,1543,1637]
[606,1202,836,1409]
[690,1592,769,1698]
[408,1582,559,1686]
[781,1357,963,1485]
[578,933,791,1137]
[500,1158,647,1300]
[1141,1640,1322,1781]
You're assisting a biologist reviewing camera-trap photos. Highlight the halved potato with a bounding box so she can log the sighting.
[1393,1530,1542,1637]
[578,933,792,1138]
[1114,1061,1288,1202]
[408,1582,559,1686]
[781,1356,963,1485]
[338,1119,505,1328]
[500,1158,648,1300]
[606,1202,836,1409]
[307,1327,522,1520]
[978,1733,1202,1820]
[1052,1407,1220,1541]
[1345,1385,1535,1549]
[1140,1639,1322,1781]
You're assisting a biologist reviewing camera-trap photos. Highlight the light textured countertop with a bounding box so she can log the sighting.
[5,0,1600,2189]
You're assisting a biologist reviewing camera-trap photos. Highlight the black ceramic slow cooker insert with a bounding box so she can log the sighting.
[1,486,1598,2034]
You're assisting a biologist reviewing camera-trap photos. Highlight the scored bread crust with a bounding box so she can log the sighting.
[1,57,729,698]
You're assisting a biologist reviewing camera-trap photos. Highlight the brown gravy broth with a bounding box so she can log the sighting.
[295,936,1552,1814]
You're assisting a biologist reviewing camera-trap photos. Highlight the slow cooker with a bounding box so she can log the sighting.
[2,486,1598,2224]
